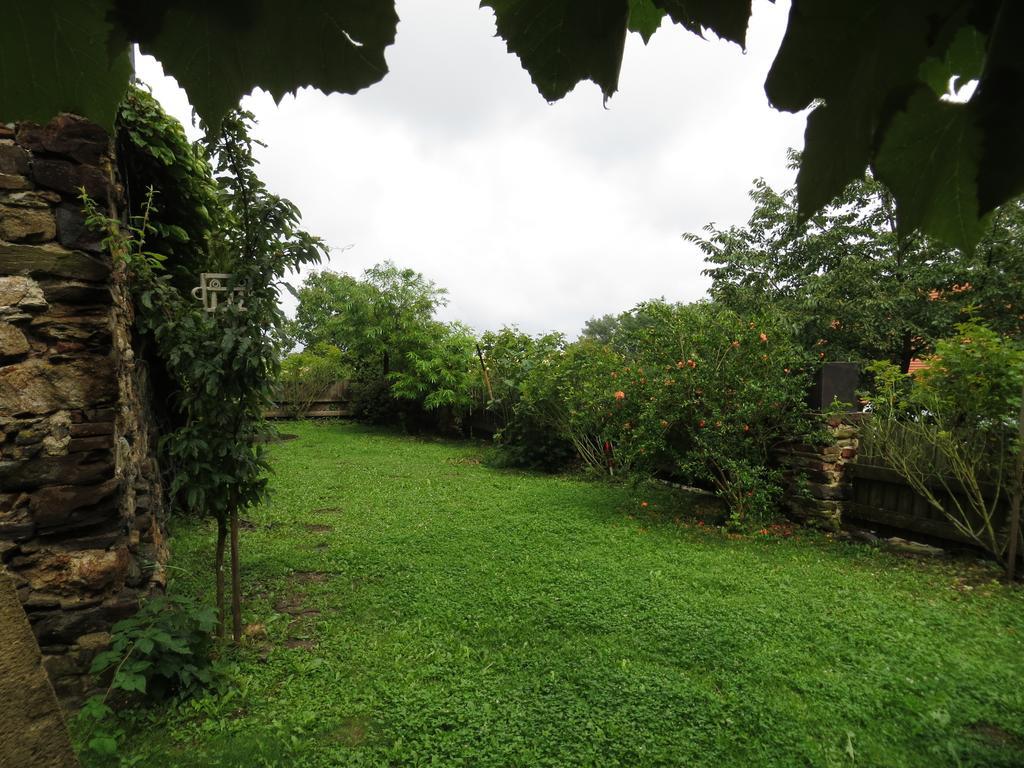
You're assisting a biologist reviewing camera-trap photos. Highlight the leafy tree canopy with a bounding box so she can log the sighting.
[690,152,1024,371]
[1,2,1020,251]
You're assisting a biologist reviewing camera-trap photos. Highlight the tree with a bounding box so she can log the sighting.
[292,263,476,426]
[691,156,1024,371]
[2,1,1021,251]
[293,263,448,378]
[94,106,326,641]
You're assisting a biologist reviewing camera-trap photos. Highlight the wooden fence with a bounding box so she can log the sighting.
[845,423,1011,546]
[267,380,353,419]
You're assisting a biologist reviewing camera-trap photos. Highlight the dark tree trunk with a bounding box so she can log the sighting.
[899,331,914,374]
[1006,381,1024,582]
[230,507,242,642]
[215,516,228,638]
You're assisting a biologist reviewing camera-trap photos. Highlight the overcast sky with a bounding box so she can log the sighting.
[136,0,807,337]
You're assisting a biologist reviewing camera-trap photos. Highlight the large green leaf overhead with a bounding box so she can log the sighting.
[481,0,631,102]
[0,0,1022,253]
[765,1,966,220]
[651,0,754,48]
[765,0,1024,251]
[481,0,754,102]
[123,0,399,130]
[0,1,131,127]
[874,87,983,251]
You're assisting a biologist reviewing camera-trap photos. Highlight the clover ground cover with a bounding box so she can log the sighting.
[93,421,1024,767]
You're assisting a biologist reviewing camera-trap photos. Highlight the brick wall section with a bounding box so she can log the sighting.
[0,115,168,706]
[774,416,861,532]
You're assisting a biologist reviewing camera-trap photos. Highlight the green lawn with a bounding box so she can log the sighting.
[89,421,1024,767]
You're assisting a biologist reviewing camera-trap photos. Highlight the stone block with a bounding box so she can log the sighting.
[0,204,57,243]
[31,315,112,348]
[0,506,35,540]
[0,321,30,358]
[0,140,30,174]
[2,190,62,208]
[101,590,141,623]
[67,434,115,453]
[75,631,112,653]
[40,279,111,306]
[19,546,130,598]
[0,172,30,190]
[17,115,110,165]
[30,478,119,529]
[0,241,110,281]
[0,451,115,491]
[69,421,114,438]
[0,275,47,311]
[21,591,60,610]
[30,157,110,200]
[31,604,110,646]
[0,358,117,418]
[804,481,850,501]
[55,203,102,252]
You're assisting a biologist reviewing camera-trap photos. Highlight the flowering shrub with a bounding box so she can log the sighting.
[599,301,817,525]
[517,339,627,472]
[488,302,818,525]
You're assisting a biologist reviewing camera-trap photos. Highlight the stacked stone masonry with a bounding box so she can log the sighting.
[775,416,861,532]
[0,115,168,706]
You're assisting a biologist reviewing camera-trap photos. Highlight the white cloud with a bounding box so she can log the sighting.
[134,0,806,338]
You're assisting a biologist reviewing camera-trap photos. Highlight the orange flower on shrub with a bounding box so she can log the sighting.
[614,390,625,400]
[731,340,740,348]
[759,332,768,343]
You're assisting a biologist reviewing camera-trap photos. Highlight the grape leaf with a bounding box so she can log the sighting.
[650,0,753,48]
[628,0,665,44]
[0,1,131,127]
[482,0,631,102]
[874,87,983,251]
[918,25,986,97]
[129,0,399,130]
[483,0,755,102]
[973,1,1024,214]
[766,1,965,219]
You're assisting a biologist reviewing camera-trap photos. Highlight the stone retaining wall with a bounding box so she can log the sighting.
[0,115,168,706]
[775,416,861,531]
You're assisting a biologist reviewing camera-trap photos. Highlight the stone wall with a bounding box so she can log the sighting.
[0,115,168,706]
[0,568,79,767]
[775,416,861,532]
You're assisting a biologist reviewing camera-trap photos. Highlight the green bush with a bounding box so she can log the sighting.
[609,301,818,526]
[863,321,1024,572]
[72,592,222,760]
[481,329,579,471]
